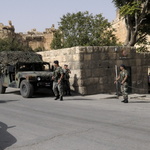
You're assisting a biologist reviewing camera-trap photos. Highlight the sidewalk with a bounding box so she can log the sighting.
[83,93,150,100]
[103,93,150,100]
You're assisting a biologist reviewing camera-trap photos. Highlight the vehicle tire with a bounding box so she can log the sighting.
[20,80,34,98]
[0,78,6,94]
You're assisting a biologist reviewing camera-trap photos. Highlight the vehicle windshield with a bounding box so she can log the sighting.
[17,63,50,71]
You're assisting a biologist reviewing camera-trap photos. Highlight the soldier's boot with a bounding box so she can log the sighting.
[68,91,71,96]
[60,96,63,101]
[64,91,67,96]
[124,99,128,103]
[54,96,59,100]
[121,100,125,102]
[124,95,128,103]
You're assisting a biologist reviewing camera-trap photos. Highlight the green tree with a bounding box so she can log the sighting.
[112,0,150,47]
[0,37,32,52]
[51,11,118,49]
[51,30,62,49]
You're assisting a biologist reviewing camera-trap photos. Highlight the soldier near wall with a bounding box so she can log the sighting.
[63,64,71,96]
[114,64,129,103]
[52,60,64,101]
[148,73,150,93]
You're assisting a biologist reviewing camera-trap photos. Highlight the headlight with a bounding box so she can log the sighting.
[37,77,41,81]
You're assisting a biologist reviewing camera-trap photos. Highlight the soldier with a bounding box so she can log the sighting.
[52,60,64,101]
[114,64,129,103]
[148,73,150,93]
[148,73,150,86]
[63,65,71,96]
[0,64,2,76]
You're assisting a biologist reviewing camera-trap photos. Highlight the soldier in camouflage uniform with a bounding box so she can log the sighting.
[114,64,129,103]
[0,64,2,76]
[52,60,64,101]
[63,65,71,96]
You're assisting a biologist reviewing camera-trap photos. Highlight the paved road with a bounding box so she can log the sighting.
[0,88,150,150]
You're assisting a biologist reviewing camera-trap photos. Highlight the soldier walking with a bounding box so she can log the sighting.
[63,65,71,96]
[114,64,129,103]
[52,60,64,101]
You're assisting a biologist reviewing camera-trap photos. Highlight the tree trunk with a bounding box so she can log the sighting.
[127,31,137,46]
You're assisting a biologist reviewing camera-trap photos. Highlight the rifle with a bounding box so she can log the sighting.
[115,65,119,98]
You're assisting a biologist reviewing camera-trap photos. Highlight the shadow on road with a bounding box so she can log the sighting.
[129,101,150,103]
[64,98,93,101]
[5,90,20,95]
[0,100,19,104]
[0,122,17,150]
[5,88,55,98]
[32,88,54,98]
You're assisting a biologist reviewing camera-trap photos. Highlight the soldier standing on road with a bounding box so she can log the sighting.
[148,73,150,93]
[63,65,71,96]
[114,64,129,103]
[148,73,150,86]
[52,60,64,101]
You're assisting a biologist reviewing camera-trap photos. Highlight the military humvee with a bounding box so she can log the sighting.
[0,62,53,98]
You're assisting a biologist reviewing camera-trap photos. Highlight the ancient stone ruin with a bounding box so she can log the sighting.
[0,21,56,51]
[0,20,15,39]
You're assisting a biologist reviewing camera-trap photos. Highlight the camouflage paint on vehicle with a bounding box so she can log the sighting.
[0,52,53,98]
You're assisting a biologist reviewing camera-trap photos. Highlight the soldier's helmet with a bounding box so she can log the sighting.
[54,60,59,65]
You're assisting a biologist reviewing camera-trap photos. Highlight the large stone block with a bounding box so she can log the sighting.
[93,46,100,53]
[84,69,92,78]
[81,78,99,86]
[100,53,109,60]
[78,46,87,54]
[73,62,82,70]
[73,54,80,61]
[129,59,136,66]
[136,59,142,66]
[91,53,101,60]
[101,61,110,68]
[87,46,94,53]
[84,54,92,61]
[86,84,100,95]
[78,86,87,95]
[92,69,101,77]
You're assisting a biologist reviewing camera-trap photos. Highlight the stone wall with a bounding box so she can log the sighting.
[38,46,150,95]
[22,25,56,50]
[38,47,83,93]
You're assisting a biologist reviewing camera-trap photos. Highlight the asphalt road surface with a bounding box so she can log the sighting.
[0,88,150,150]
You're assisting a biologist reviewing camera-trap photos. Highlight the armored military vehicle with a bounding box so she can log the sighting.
[0,51,53,98]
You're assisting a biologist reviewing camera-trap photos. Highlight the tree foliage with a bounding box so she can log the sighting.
[112,0,150,47]
[51,11,118,49]
[0,37,32,52]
